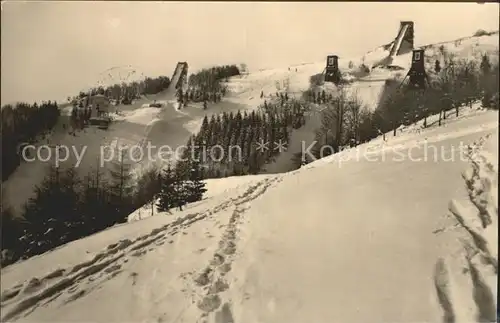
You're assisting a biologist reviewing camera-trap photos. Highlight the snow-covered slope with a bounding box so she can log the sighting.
[2,29,499,321]
[433,130,498,323]
[3,87,249,217]
[3,32,498,216]
[1,106,497,322]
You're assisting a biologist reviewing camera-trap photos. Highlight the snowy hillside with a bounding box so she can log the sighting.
[1,24,499,322]
[2,32,498,217]
[1,105,497,322]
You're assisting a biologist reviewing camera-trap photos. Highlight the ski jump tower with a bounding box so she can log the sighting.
[399,49,429,89]
[324,55,341,85]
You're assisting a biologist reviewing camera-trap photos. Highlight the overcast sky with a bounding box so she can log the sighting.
[1,1,499,105]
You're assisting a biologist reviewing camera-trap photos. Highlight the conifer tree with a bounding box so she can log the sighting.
[108,150,134,220]
[435,60,441,73]
[185,160,207,203]
[157,165,176,213]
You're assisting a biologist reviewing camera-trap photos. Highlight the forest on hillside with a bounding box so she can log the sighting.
[177,95,310,178]
[1,101,60,182]
[73,75,171,105]
[1,75,171,182]
[180,65,240,104]
[1,154,206,267]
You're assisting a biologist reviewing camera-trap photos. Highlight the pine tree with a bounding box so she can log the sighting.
[435,60,441,73]
[157,165,176,213]
[200,115,209,137]
[480,54,491,75]
[185,160,207,203]
[480,54,493,108]
[108,150,134,220]
[208,115,217,146]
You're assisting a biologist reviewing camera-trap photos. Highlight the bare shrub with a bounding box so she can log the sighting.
[313,88,366,157]
[309,73,325,87]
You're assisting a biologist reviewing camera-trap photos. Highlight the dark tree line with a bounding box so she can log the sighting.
[1,157,143,265]
[72,76,171,105]
[1,101,60,181]
[1,156,149,266]
[177,97,309,178]
[1,151,209,266]
[303,89,335,105]
[156,160,207,213]
[186,65,240,103]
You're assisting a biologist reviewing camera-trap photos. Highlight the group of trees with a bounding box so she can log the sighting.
[156,161,207,212]
[1,151,207,266]
[299,89,370,165]
[177,97,309,178]
[71,76,171,105]
[303,89,337,104]
[2,158,143,265]
[175,88,223,109]
[378,53,498,134]
[68,105,94,133]
[300,53,499,167]
[186,65,240,103]
[1,101,60,181]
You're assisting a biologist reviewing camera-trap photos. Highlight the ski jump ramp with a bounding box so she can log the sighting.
[167,62,189,97]
[373,21,414,68]
[389,23,410,58]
